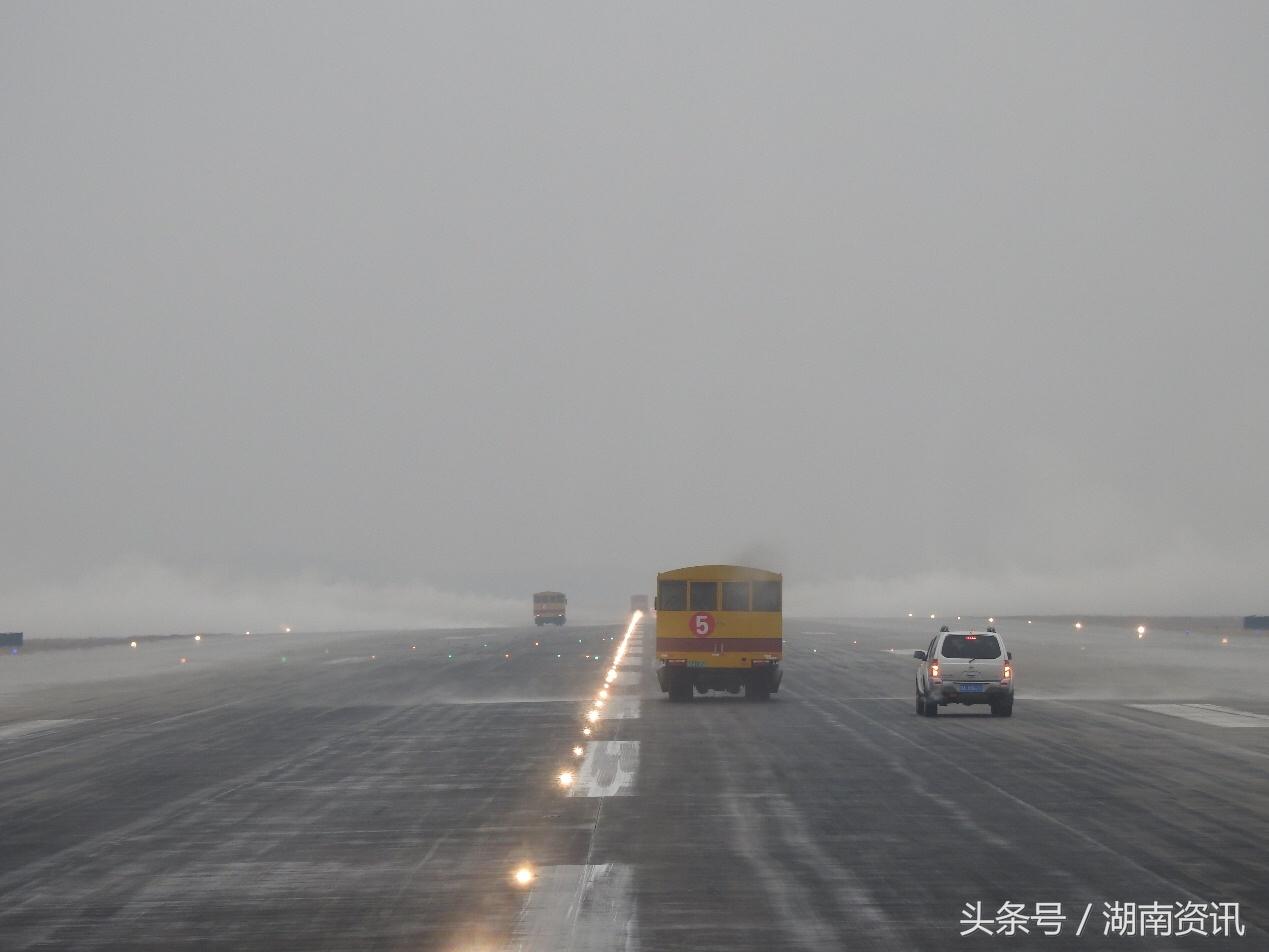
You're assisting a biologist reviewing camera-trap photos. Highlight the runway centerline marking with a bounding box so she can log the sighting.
[569,741,639,797]
[599,697,640,720]
[505,863,635,951]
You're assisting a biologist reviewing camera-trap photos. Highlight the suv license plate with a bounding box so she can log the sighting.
[957,683,986,693]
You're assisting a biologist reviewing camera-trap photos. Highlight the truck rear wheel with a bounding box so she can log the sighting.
[668,670,693,702]
[746,674,771,702]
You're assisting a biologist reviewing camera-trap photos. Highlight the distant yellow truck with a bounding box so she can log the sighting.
[655,564,782,702]
[533,591,567,626]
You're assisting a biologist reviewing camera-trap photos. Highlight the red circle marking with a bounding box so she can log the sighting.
[690,613,716,638]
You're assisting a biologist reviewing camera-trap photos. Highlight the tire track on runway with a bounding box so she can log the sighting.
[698,711,907,951]
[794,679,1269,945]
[0,642,543,948]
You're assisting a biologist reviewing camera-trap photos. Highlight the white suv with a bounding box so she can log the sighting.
[914,628,1014,717]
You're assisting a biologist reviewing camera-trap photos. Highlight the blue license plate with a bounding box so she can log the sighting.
[957,682,986,693]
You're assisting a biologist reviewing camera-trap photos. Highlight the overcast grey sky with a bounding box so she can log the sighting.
[3,2,1267,635]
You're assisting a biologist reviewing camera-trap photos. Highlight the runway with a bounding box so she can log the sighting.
[0,617,1265,950]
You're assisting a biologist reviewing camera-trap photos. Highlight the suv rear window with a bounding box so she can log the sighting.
[940,635,1002,659]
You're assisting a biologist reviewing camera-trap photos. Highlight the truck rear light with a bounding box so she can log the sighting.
[928,658,941,680]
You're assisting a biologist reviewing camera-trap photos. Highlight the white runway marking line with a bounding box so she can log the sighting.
[448,696,593,705]
[600,697,640,720]
[0,719,86,741]
[570,742,640,797]
[505,863,636,951]
[1129,703,1269,728]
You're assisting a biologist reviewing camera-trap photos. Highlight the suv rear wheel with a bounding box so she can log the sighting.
[990,697,1013,717]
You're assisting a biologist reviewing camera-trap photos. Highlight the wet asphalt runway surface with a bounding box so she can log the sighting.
[0,617,1266,950]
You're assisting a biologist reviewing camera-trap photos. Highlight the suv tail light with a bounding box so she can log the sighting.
[928,658,941,680]
[1001,661,1012,682]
